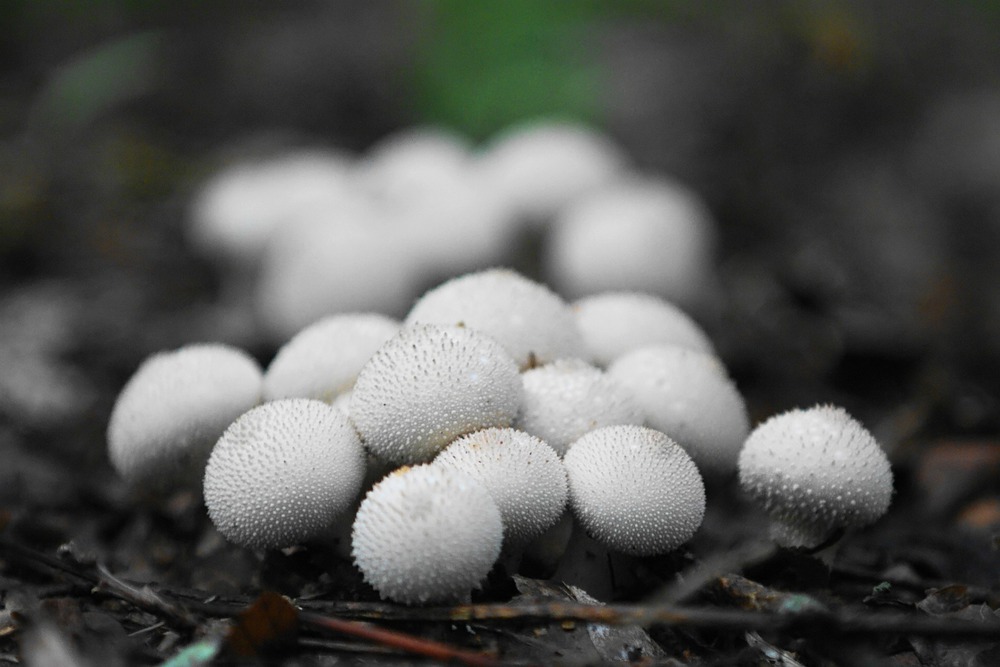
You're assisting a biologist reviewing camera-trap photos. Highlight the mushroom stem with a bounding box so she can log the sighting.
[550,522,638,602]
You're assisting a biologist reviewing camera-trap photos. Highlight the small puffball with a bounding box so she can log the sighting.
[477,120,628,224]
[738,405,894,548]
[405,268,584,369]
[607,345,749,478]
[351,465,503,604]
[563,425,705,556]
[203,399,367,550]
[435,428,568,545]
[573,291,715,367]
[355,126,472,204]
[107,343,262,487]
[546,176,717,306]
[349,324,522,464]
[515,359,644,456]
[263,313,400,402]
[188,149,354,266]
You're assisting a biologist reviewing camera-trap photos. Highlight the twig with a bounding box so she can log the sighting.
[299,611,504,667]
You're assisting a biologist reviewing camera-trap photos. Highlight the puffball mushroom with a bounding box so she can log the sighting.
[573,291,715,367]
[476,120,628,224]
[405,268,584,369]
[349,324,522,465]
[563,425,706,556]
[351,464,503,605]
[607,345,749,478]
[546,175,717,306]
[515,358,644,456]
[107,343,262,487]
[737,405,894,549]
[435,428,568,545]
[262,313,400,402]
[203,399,366,550]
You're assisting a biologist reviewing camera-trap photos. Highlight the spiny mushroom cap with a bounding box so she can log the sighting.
[573,292,715,367]
[476,120,627,223]
[515,359,644,456]
[188,149,354,265]
[607,345,749,478]
[737,405,894,548]
[203,399,366,550]
[263,313,401,402]
[349,324,522,464]
[107,344,262,487]
[435,428,568,545]
[563,425,705,556]
[545,176,717,305]
[351,464,503,604]
[405,268,584,369]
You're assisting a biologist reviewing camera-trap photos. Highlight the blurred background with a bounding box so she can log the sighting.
[2,0,1000,477]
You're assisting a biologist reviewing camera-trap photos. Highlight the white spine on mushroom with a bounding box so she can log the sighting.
[607,345,750,478]
[515,359,644,456]
[573,291,715,367]
[405,268,585,369]
[203,399,366,550]
[263,313,400,402]
[351,465,503,605]
[737,405,894,548]
[435,428,568,545]
[107,343,262,487]
[563,425,706,556]
[349,324,522,465]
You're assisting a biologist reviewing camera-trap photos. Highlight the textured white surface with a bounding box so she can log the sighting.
[203,399,366,550]
[107,344,262,486]
[573,291,715,367]
[263,313,400,402]
[563,425,705,556]
[515,359,643,456]
[349,324,522,464]
[436,428,568,544]
[546,176,716,305]
[608,345,749,478]
[351,465,503,604]
[405,268,584,369]
[477,120,627,223]
[738,405,894,548]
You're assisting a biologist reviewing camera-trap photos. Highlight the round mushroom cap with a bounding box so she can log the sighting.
[203,399,367,550]
[351,464,503,604]
[737,405,894,548]
[477,120,628,223]
[263,313,400,402]
[435,428,568,545]
[107,343,263,487]
[545,175,717,306]
[515,359,644,456]
[563,425,705,556]
[188,149,354,266]
[573,291,715,367]
[607,345,749,478]
[405,268,584,369]
[349,324,522,465]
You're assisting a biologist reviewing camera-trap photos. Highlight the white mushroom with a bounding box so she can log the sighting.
[107,343,262,487]
[405,268,584,369]
[349,324,522,464]
[607,345,749,478]
[545,175,717,306]
[563,425,706,556]
[351,464,503,604]
[737,405,894,548]
[514,358,644,456]
[572,291,715,367]
[263,313,400,402]
[203,399,367,550]
[435,428,568,545]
